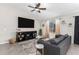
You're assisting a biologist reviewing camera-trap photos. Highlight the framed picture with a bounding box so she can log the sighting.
[49,22,55,32]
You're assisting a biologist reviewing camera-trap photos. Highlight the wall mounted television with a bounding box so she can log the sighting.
[18,17,34,28]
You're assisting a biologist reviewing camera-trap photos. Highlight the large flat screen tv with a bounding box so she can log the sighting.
[18,17,34,28]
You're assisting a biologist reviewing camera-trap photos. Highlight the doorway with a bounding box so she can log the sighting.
[74,16,79,44]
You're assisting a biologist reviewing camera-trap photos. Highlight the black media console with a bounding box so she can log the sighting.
[16,31,37,42]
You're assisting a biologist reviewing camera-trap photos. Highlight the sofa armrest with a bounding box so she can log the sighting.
[37,39,60,55]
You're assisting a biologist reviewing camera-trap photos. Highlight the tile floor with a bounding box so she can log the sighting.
[67,44,79,55]
[0,39,79,55]
[0,39,36,55]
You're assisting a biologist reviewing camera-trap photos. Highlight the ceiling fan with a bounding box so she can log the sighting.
[28,3,46,13]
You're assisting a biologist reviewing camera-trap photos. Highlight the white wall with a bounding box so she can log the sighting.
[0,4,40,44]
[59,16,75,44]
[0,4,76,44]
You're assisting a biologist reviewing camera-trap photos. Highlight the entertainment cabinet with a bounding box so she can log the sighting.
[17,17,36,42]
[16,31,37,42]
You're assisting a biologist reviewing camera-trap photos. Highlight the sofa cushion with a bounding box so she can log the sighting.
[64,34,68,38]
[55,34,62,38]
[48,35,66,45]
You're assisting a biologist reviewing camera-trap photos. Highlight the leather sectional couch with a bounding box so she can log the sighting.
[37,34,71,55]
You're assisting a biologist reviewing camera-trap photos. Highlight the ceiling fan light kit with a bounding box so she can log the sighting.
[28,3,46,13]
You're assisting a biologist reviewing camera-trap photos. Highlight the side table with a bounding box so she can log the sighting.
[35,44,44,55]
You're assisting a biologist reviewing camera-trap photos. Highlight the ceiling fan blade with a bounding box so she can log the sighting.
[37,10,41,13]
[28,5,35,8]
[36,3,40,8]
[31,9,35,12]
[38,8,46,10]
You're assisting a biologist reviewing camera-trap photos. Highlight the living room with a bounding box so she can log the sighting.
[0,3,79,55]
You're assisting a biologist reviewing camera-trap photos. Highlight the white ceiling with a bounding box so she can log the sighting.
[9,3,79,16]
[2,3,79,19]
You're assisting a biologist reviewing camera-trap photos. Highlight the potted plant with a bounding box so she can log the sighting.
[38,28,42,36]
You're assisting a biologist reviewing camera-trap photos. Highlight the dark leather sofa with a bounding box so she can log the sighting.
[37,34,71,55]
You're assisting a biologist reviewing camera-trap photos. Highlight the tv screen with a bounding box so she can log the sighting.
[18,17,34,28]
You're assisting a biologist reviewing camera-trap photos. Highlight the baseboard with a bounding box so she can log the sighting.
[0,41,9,44]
